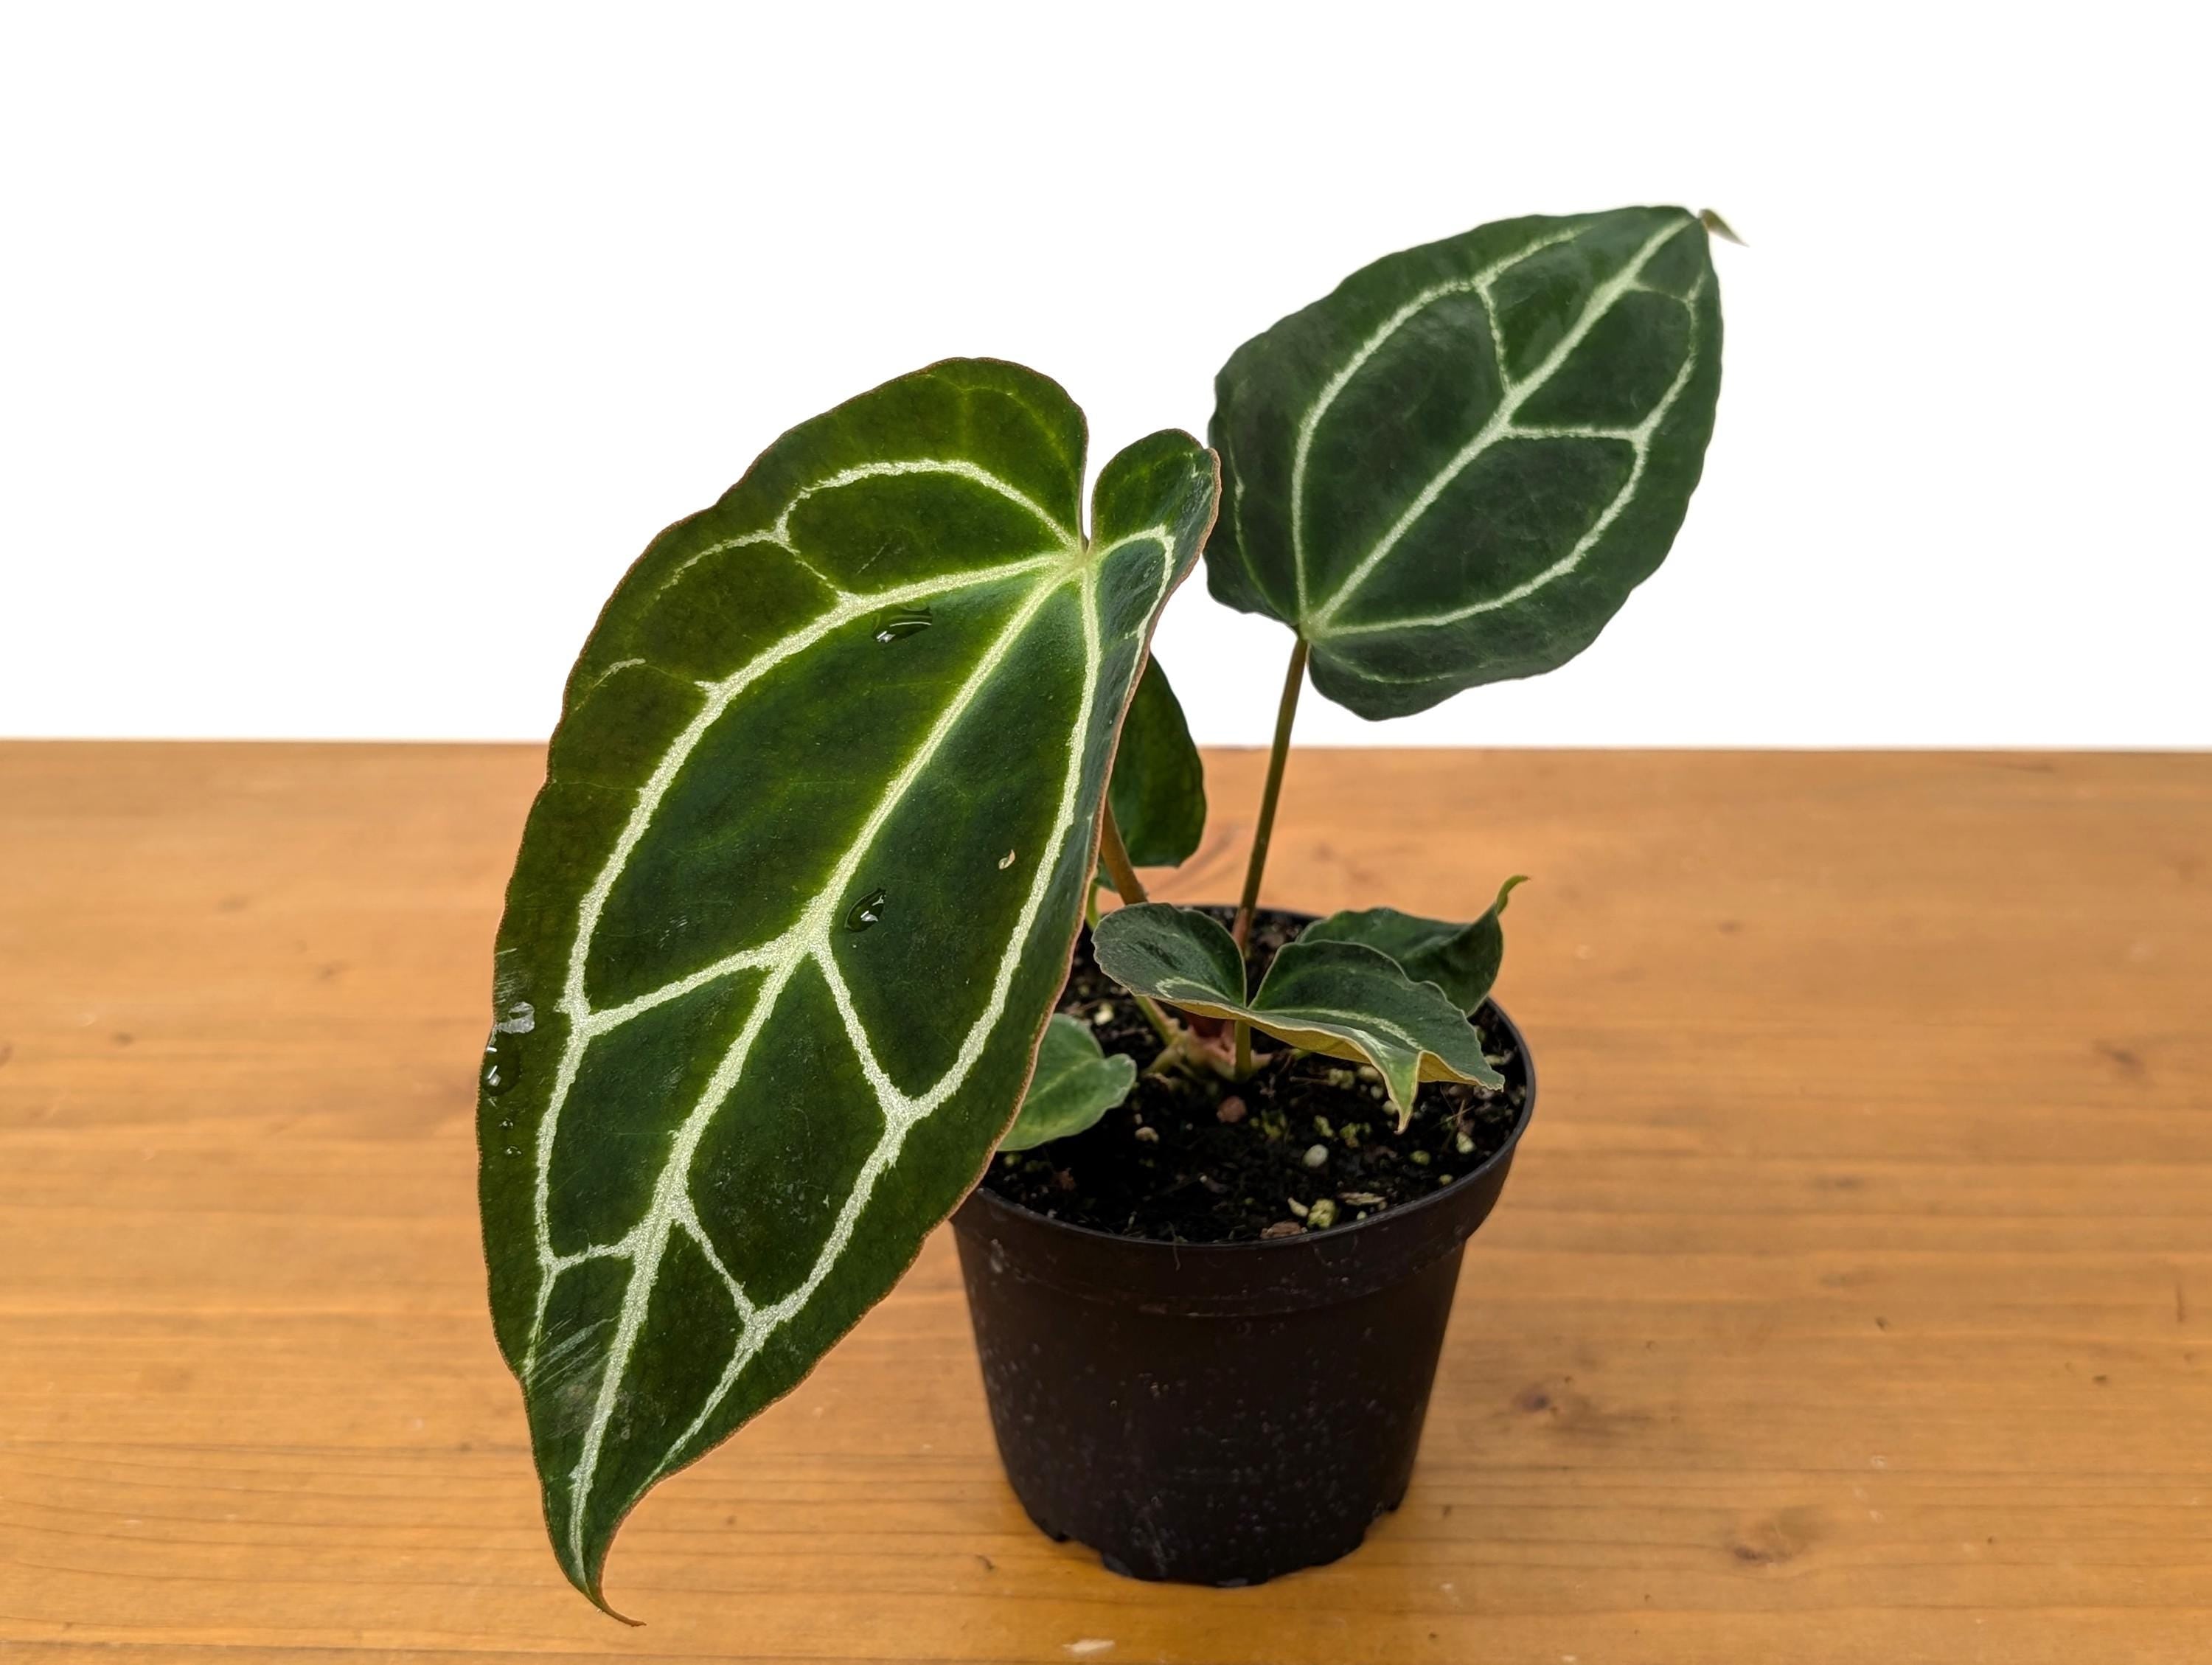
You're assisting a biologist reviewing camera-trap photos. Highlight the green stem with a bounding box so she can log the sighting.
[1133,993,1178,1050]
[1233,636,1310,950]
[1234,1018,1253,1078]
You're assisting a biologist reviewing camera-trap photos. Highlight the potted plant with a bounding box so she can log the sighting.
[476,205,1728,1616]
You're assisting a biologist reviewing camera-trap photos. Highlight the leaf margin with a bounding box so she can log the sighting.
[1301,874,1527,1012]
[998,1012,1138,1152]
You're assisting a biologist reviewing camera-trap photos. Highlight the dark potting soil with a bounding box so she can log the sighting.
[980,906,1528,1245]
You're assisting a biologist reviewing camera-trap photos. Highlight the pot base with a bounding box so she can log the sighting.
[1037,1490,1407,1588]
[1015,1417,1419,1588]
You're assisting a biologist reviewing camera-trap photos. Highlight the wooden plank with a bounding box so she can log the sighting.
[1,741,2208,1664]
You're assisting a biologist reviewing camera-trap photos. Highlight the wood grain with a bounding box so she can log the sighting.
[1,742,2208,1664]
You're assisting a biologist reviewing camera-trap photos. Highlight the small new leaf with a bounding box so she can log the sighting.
[1698,207,1745,246]
[1302,875,1526,1013]
[1096,655,1206,890]
[999,1015,1136,1152]
[1207,206,1724,719]
[1091,904,1501,1130]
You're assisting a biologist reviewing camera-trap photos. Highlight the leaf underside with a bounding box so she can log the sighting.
[475,359,1216,1610]
[1097,655,1206,889]
[1091,903,1502,1130]
[1303,875,1526,1013]
[1207,206,1724,719]
[998,1013,1137,1152]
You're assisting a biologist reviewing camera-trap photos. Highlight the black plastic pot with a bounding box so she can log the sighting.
[950,993,1535,1587]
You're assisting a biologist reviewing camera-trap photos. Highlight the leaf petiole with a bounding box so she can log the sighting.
[1097,800,1180,1047]
[1232,636,1310,950]
[1098,799,1150,905]
[1132,987,1178,1050]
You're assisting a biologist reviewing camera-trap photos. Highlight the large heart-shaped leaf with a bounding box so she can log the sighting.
[1207,206,1724,718]
[998,1014,1136,1152]
[1091,903,1501,1130]
[1302,875,1526,1012]
[1096,654,1206,889]
[476,359,1217,1613]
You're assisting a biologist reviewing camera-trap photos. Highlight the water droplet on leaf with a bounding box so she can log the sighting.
[872,606,932,644]
[844,887,887,931]
[482,1031,522,1096]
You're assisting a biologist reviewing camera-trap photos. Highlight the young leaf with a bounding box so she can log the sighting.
[1301,875,1526,1012]
[476,358,1217,1613]
[998,1014,1136,1152]
[1207,206,1724,719]
[1096,654,1206,890]
[1091,904,1501,1130]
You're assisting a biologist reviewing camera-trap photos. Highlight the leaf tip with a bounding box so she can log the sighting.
[571,1568,644,1627]
[1698,207,1745,246]
[550,1517,644,1626]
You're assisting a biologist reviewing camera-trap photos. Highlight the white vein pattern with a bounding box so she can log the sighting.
[1290,217,1706,636]
[519,455,1181,1579]
[1273,1009,1424,1049]
[1194,1000,1419,1057]
[662,458,1077,596]
[1138,967,1466,1075]
[1166,990,1439,1068]
[1286,225,1580,619]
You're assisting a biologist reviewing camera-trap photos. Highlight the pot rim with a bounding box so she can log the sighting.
[961,911,1537,1258]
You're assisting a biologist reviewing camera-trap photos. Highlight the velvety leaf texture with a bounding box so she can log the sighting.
[1091,903,1502,1130]
[475,359,1217,1612]
[1207,206,1724,719]
[998,1013,1136,1152]
[1097,655,1206,888]
[1303,875,1526,1013]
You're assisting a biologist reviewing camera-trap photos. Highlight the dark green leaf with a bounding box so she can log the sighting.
[1091,903,1501,1130]
[1207,206,1724,719]
[998,1014,1136,1152]
[476,359,1217,1613]
[1096,654,1206,891]
[1302,875,1526,1012]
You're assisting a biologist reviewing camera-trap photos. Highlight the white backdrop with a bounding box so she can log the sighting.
[3,1,2207,747]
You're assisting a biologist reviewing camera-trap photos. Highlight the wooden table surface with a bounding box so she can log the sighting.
[3,743,2208,1664]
